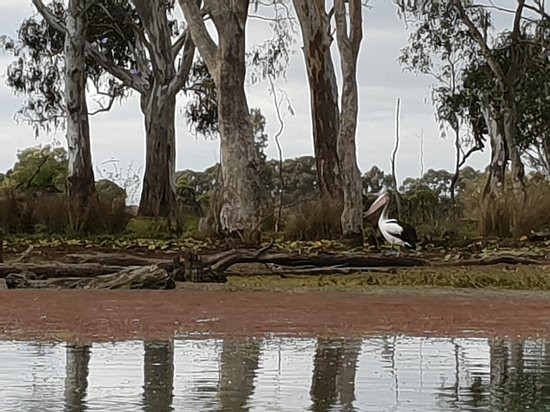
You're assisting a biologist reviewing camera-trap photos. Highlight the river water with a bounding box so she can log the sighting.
[1,335,550,411]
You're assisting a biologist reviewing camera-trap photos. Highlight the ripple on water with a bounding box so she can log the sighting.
[1,335,550,411]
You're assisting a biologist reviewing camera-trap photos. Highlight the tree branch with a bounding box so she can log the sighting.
[178,0,218,78]
[32,0,147,93]
[31,0,67,34]
[169,29,196,95]
[524,1,550,21]
[452,0,508,92]
[85,44,147,93]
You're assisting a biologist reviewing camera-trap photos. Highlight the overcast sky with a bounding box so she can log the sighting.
[0,0,491,191]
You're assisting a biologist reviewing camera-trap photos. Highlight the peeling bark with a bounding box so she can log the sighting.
[335,0,363,240]
[293,0,342,204]
[132,0,196,217]
[502,100,526,198]
[179,0,263,237]
[480,100,509,236]
[216,8,263,235]
[138,90,177,217]
[64,0,95,219]
[480,100,506,201]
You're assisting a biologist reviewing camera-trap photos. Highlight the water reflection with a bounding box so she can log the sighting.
[218,338,261,411]
[310,338,361,411]
[1,336,550,411]
[64,344,90,412]
[143,341,174,412]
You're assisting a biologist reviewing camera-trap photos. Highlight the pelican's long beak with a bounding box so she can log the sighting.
[365,192,388,217]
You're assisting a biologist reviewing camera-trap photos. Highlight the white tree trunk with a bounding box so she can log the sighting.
[480,100,510,236]
[335,0,363,241]
[502,100,526,197]
[64,0,95,213]
[480,101,507,201]
[179,0,263,237]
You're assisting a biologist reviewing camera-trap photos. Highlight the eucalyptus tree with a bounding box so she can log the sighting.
[400,4,483,203]
[292,0,364,240]
[178,0,265,237]
[2,0,96,218]
[64,0,95,223]
[399,0,550,201]
[334,0,364,240]
[399,0,549,236]
[292,0,341,205]
[461,31,550,180]
[27,0,196,217]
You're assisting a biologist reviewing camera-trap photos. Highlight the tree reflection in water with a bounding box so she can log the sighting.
[310,338,362,412]
[142,341,174,412]
[218,338,261,411]
[64,344,90,412]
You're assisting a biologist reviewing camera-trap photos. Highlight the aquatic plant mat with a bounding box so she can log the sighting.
[0,240,549,291]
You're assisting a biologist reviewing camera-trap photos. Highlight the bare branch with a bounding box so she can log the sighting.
[178,0,218,78]
[169,29,196,95]
[31,0,67,34]
[88,91,117,116]
[452,0,508,92]
[524,1,550,20]
[85,43,147,93]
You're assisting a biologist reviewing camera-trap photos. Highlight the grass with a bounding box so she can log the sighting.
[227,265,550,291]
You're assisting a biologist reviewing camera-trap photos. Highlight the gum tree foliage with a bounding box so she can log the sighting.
[398,0,548,236]
[399,3,485,202]
[401,3,550,181]
[1,1,128,132]
[2,146,68,193]
[5,0,196,218]
[461,25,550,178]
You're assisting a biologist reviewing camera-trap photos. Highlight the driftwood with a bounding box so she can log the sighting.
[2,245,548,290]
[6,265,174,290]
[442,255,548,267]
[66,252,171,268]
[0,262,131,279]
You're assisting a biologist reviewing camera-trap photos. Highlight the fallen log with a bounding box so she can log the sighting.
[6,265,174,290]
[64,250,428,281]
[66,252,171,268]
[440,255,548,267]
[0,262,131,279]
[210,251,429,272]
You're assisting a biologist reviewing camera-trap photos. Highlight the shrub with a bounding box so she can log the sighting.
[283,199,342,240]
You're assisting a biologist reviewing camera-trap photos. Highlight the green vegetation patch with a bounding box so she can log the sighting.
[227,265,550,291]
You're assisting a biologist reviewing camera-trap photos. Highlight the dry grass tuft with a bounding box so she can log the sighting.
[283,199,342,240]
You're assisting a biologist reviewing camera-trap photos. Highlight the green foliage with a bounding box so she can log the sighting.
[2,145,67,192]
[95,179,126,204]
[1,1,130,132]
[228,265,550,291]
[362,165,394,194]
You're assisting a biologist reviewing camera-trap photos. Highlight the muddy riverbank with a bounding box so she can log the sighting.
[1,287,550,343]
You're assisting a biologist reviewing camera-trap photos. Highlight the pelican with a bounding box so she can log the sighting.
[365,191,418,254]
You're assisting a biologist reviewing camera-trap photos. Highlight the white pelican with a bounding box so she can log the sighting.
[365,191,418,254]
